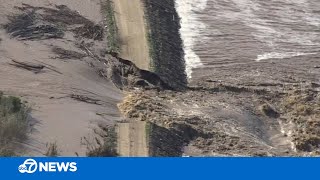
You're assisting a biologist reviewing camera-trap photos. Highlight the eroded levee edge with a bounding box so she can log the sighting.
[109,0,187,90]
[106,0,188,156]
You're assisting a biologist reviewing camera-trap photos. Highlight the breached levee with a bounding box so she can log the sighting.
[109,0,188,156]
[110,0,187,89]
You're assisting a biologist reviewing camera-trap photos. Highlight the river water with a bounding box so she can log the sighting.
[176,0,320,79]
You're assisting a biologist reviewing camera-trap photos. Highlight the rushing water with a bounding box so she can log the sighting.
[176,0,320,78]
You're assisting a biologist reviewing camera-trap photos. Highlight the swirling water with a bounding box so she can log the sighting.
[176,0,320,78]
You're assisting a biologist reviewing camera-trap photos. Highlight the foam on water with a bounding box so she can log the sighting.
[256,52,317,61]
[175,0,207,79]
[176,0,320,77]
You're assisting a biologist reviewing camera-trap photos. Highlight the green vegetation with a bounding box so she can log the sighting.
[102,0,120,54]
[143,0,187,89]
[44,142,59,157]
[0,92,30,156]
[84,125,118,157]
[145,121,152,154]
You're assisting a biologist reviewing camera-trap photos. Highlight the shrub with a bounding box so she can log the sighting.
[44,142,59,157]
[0,92,30,156]
[83,125,118,157]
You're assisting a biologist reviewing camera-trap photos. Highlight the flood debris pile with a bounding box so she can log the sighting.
[109,57,173,90]
[143,0,187,90]
[4,11,64,40]
[117,79,320,157]
[4,4,104,41]
[72,24,104,41]
[280,87,320,154]
[52,46,86,60]
[9,59,45,74]
[118,89,282,156]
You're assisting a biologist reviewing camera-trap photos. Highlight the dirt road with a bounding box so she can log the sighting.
[117,121,148,157]
[112,0,150,70]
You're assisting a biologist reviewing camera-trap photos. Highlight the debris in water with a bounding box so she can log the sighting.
[3,4,104,41]
[9,59,45,74]
[52,46,86,60]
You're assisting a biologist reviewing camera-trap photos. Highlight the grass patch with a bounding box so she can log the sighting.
[102,0,120,54]
[44,142,59,157]
[0,92,30,156]
[83,125,118,157]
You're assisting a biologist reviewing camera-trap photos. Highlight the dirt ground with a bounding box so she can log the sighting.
[0,0,122,156]
[112,0,150,70]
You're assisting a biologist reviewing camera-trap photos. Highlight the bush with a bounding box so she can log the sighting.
[44,142,59,157]
[83,125,118,157]
[0,92,30,156]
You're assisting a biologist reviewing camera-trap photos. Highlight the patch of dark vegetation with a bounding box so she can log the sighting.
[143,0,187,89]
[146,122,184,156]
[4,11,64,40]
[52,46,86,60]
[83,124,118,157]
[16,4,91,25]
[4,4,104,41]
[44,142,59,157]
[0,92,30,156]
